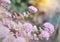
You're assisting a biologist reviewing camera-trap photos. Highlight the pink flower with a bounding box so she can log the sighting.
[15,32,19,37]
[2,18,10,26]
[9,21,16,29]
[23,23,33,32]
[15,31,26,38]
[16,37,26,42]
[43,22,54,34]
[20,31,26,37]
[33,34,39,40]
[4,0,11,3]
[28,32,33,40]
[2,18,14,29]
[8,23,13,29]
[0,24,10,39]
[40,30,50,40]
[28,6,38,13]
[3,33,16,42]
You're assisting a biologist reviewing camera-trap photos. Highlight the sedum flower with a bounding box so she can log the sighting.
[28,6,38,13]
[23,23,33,32]
[43,22,54,34]
[40,30,50,40]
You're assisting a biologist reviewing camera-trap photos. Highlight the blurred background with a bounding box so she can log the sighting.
[0,0,60,42]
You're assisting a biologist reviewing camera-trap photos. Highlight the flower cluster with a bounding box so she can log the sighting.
[39,22,54,40]
[0,13,55,41]
[0,1,55,42]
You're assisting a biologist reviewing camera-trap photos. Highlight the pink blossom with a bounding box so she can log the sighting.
[15,32,19,38]
[0,24,10,39]
[2,18,10,26]
[16,37,26,42]
[33,34,39,40]
[4,0,11,3]
[8,23,13,29]
[43,22,54,34]
[15,31,26,38]
[2,33,16,42]
[40,30,50,40]
[9,21,16,29]
[2,18,14,29]
[28,32,33,40]
[20,31,26,37]
[28,6,38,13]
[23,23,33,32]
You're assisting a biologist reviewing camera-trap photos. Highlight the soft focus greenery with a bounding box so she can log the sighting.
[10,0,29,13]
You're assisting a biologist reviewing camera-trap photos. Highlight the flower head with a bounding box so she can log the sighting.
[23,23,33,32]
[40,30,50,40]
[28,6,38,13]
[43,22,54,34]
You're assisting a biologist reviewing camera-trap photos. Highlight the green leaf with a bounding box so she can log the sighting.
[10,0,16,4]
[16,0,21,4]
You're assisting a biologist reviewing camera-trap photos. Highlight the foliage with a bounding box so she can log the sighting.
[10,0,29,13]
